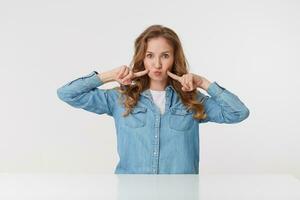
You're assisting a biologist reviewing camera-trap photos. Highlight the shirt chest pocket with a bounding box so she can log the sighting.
[169,108,194,131]
[124,106,147,128]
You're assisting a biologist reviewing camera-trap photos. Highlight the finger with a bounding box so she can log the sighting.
[185,75,193,91]
[133,69,149,78]
[120,67,129,79]
[121,70,133,83]
[123,79,132,85]
[116,66,126,79]
[167,71,181,81]
[182,75,190,90]
[188,76,194,90]
[184,83,190,90]
[121,77,132,85]
[181,86,189,91]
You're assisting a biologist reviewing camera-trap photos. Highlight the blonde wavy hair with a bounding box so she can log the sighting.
[117,24,207,120]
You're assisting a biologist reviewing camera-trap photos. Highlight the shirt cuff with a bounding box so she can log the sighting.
[81,71,103,87]
[207,81,226,97]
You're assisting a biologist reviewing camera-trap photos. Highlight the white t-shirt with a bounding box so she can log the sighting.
[149,89,166,114]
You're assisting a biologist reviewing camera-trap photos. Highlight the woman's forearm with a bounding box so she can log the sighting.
[98,70,117,83]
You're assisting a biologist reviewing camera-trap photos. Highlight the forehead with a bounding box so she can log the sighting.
[146,37,173,52]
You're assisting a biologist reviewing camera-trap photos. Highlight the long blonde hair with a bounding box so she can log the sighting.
[118,24,206,120]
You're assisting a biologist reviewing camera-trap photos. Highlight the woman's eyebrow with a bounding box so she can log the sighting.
[146,51,171,53]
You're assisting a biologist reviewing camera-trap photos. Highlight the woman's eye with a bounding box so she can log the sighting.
[163,54,169,58]
[146,54,152,58]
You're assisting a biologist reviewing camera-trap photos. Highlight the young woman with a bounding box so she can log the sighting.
[57,24,250,174]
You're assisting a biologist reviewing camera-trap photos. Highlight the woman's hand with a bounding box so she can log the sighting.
[114,65,149,85]
[167,71,212,91]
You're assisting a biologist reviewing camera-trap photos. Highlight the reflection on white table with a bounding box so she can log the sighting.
[0,173,299,200]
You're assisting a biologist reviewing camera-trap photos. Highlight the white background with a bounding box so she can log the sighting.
[0,0,299,179]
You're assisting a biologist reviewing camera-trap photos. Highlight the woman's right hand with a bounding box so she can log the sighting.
[113,65,149,85]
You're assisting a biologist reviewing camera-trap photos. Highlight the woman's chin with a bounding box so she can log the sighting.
[149,76,167,82]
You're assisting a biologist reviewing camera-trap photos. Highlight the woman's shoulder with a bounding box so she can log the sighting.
[105,86,122,97]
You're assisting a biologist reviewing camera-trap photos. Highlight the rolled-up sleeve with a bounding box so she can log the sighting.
[197,82,250,123]
[57,71,118,116]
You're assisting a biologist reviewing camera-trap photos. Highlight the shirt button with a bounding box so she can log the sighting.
[154,152,157,155]
[155,135,158,138]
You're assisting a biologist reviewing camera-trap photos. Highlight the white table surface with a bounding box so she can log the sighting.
[0,173,300,200]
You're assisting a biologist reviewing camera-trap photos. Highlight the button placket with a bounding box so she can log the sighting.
[152,113,160,174]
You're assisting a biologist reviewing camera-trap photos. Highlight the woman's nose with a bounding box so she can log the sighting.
[153,59,162,69]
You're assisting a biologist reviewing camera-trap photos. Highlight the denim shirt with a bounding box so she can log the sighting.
[57,71,250,174]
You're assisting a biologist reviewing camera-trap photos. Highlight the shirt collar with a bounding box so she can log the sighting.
[140,84,176,98]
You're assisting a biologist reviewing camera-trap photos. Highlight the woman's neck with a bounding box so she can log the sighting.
[149,80,168,91]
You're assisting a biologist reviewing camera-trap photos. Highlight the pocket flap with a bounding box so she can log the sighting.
[170,108,192,115]
[131,106,147,114]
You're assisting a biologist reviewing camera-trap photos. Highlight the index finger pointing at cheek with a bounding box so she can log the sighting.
[167,71,181,81]
[133,69,149,77]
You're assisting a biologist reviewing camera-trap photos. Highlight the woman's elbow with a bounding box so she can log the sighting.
[224,106,250,124]
[57,87,70,102]
[238,107,250,122]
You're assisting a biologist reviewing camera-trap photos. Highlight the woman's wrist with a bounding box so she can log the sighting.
[98,70,116,83]
[199,78,212,91]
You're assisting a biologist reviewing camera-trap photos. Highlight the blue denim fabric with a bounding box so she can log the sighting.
[57,71,249,174]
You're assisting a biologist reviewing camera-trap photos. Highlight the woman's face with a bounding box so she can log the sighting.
[143,37,174,82]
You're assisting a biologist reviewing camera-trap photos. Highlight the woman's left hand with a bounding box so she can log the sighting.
[167,71,211,91]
